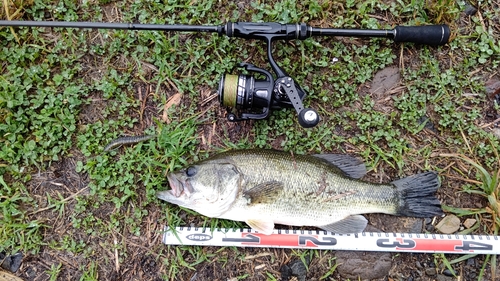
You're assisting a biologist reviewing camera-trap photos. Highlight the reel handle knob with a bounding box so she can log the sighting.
[227,113,238,122]
[298,108,320,128]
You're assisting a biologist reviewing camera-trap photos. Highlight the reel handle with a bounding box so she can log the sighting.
[274,77,320,128]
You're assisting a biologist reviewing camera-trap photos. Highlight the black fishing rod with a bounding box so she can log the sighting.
[0,20,451,128]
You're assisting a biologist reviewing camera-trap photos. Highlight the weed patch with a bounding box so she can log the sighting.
[0,176,44,255]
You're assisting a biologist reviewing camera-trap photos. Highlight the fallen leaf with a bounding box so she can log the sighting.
[162,93,182,123]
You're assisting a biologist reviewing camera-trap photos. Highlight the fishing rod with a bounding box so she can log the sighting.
[0,20,451,128]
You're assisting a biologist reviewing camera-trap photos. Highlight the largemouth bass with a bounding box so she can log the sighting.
[157,149,442,234]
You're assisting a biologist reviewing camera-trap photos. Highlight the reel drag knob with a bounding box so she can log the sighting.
[298,108,319,128]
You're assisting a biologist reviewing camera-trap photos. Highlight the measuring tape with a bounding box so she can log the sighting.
[162,226,500,254]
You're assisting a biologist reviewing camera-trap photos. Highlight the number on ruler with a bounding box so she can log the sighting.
[455,241,493,252]
[299,236,337,246]
[376,238,416,249]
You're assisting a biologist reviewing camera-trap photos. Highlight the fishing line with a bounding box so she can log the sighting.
[221,74,238,108]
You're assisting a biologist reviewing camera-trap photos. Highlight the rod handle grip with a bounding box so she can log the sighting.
[394,25,450,45]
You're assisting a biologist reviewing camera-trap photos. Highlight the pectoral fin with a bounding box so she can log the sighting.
[319,215,368,234]
[246,219,275,235]
[243,181,284,205]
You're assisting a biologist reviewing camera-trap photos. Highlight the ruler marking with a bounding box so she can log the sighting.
[162,226,500,254]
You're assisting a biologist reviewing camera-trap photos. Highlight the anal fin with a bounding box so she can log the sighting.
[246,219,275,235]
[319,215,368,234]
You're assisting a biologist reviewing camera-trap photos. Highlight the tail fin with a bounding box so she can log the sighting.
[392,171,443,217]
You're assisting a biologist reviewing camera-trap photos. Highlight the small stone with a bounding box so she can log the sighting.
[436,274,454,281]
[425,268,437,276]
[280,258,309,281]
[369,66,401,96]
[463,218,477,229]
[416,261,423,269]
[0,252,23,273]
[280,264,292,281]
[464,4,478,16]
[443,269,456,277]
[435,215,461,234]
[289,259,308,281]
[486,79,500,100]
[335,251,392,280]
[492,128,500,140]
[408,218,424,233]
[418,116,437,132]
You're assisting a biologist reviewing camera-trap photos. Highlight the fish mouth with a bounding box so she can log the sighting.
[167,174,193,197]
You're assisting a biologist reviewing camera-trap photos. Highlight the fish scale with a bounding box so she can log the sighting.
[157,149,442,235]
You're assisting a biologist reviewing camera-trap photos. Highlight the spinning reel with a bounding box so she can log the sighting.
[219,63,319,128]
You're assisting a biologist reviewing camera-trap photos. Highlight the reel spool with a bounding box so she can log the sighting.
[218,63,274,122]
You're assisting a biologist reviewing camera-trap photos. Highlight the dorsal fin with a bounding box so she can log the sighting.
[313,154,367,179]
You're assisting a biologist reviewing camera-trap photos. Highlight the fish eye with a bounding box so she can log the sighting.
[186,166,197,177]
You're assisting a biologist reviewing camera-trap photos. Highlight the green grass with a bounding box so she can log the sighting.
[0,175,44,255]
[440,150,500,279]
[1,0,500,279]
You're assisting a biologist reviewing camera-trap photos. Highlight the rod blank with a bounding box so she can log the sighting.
[0,20,221,32]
